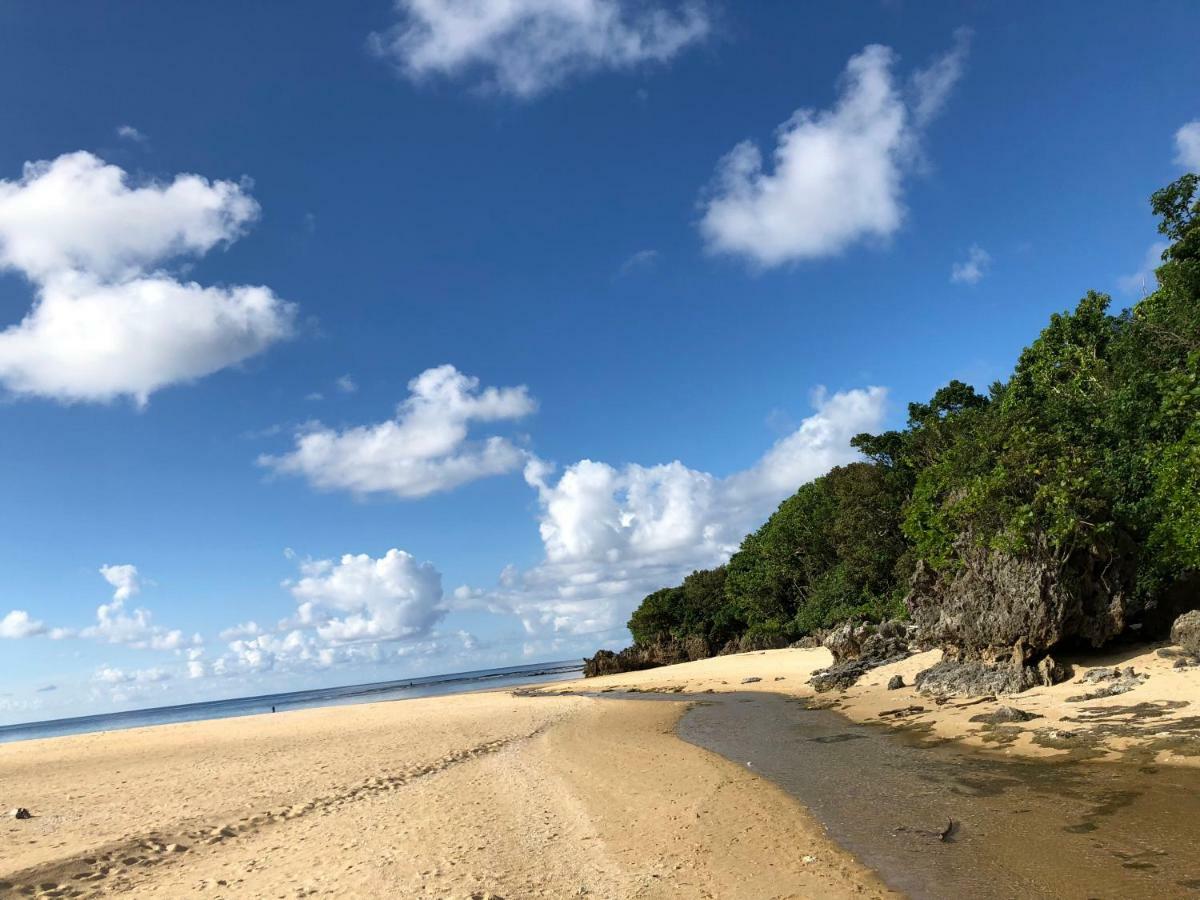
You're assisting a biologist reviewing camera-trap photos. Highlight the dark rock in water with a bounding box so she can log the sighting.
[10,807,30,820]
[887,674,905,690]
[810,619,915,693]
[969,706,1043,725]
[741,676,762,684]
[914,656,1070,698]
[1171,610,1200,656]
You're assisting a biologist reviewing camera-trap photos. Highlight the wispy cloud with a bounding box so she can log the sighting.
[950,244,991,285]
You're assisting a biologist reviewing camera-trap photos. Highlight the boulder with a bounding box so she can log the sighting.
[1171,610,1200,656]
[1067,666,1147,702]
[886,674,905,690]
[914,656,1070,698]
[10,807,30,820]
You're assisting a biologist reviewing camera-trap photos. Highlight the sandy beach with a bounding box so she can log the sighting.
[6,642,1200,898]
[1,679,885,899]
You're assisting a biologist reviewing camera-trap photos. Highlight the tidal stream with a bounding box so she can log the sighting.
[666,692,1200,899]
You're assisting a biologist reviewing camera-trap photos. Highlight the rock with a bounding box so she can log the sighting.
[887,674,905,690]
[810,619,915,692]
[740,677,762,684]
[968,706,1043,724]
[913,658,1066,697]
[905,541,1135,667]
[1171,610,1200,656]
[790,636,821,649]
[1067,667,1148,702]
[10,807,30,820]
[1174,657,1193,669]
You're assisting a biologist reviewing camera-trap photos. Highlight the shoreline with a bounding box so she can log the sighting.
[1,681,886,898]
[7,642,1198,897]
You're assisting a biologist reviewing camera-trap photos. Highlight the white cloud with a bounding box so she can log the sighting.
[475,385,887,637]
[0,610,46,639]
[115,124,147,143]
[100,563,140,602]
[288,548,445,644]
[94,665,171,685]
[700,31,969,267]
[370,0,710,98]
[219,621,264,641]
[1176,120,1200,170]
[336,374,358,394]
[0,151,295,405]
[1118,241,1168,296]
[259,364,536,499]
[950,244,990,285]
[83,564,196,651]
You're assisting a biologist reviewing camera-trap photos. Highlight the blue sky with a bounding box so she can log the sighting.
[1,1,1198,724]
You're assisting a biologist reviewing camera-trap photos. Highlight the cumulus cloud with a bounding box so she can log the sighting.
[288,549,446,644]
[218,621,264,641]
[0,151,295,405]
[259,364,536,499]
[950,244,990,285]
[700,31,970,267]
[82,564,195,651]
[1176,120,1200,170]
[471,386,887,637]
[370,0,710,98]
[1118,242,1168,296]
[0,610,46,639]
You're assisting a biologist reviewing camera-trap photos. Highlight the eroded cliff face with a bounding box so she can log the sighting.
[905,539,1136,668]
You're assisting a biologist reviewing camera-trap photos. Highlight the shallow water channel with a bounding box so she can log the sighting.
[629,691,1200,899]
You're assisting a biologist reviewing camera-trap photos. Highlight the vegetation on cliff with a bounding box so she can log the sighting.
[592,174,1200,675]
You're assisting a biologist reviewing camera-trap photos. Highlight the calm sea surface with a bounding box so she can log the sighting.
[0,660,583,744]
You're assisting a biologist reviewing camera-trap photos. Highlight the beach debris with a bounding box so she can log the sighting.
[1068,667,1148,702]
[801,855,817,864]
[887,674,905,690]
[741,677,762,684]
[969,705,1043,725]
[893,818,958,842]
[1171,610,1200,656]
[10,807,31,819]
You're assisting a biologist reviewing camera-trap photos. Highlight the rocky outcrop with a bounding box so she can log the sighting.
[809,620,914,692]
[1171,610,1200,656]
[906,538,1137,670]
[914,656,1072,697]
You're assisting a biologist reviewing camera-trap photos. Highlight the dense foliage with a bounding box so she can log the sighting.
[620,175,1200,658]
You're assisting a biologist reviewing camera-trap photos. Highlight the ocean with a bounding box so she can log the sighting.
[0,659,583,745]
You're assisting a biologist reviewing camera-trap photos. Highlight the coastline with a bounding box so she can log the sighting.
[7,643,1198,897]
[1,681,886,898]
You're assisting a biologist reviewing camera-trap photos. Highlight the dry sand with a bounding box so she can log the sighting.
[0,687,886,899]
[548,642,1200,766]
